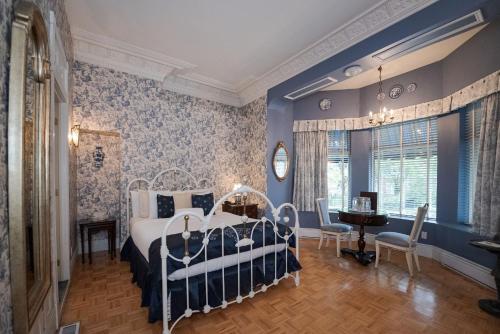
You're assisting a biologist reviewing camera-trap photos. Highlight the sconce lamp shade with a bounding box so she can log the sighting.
[71,124,80,147]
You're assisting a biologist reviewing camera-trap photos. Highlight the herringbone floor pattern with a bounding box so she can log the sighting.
[61,239,500,333]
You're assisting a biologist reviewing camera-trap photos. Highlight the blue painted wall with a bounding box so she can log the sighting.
[265,10,500,268]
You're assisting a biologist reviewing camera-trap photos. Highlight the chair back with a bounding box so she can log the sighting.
[316,198,331,226]
[409,203,429,245]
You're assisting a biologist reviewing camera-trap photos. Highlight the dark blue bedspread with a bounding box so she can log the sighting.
[121,220,302,323]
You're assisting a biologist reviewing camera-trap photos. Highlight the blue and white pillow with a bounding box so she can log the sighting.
[157,194,175,218]
[191,193,214,216]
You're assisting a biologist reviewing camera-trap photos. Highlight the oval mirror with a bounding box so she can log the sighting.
[272,141,289,182]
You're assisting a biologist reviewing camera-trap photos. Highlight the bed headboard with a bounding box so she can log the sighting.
[126,167,211,226]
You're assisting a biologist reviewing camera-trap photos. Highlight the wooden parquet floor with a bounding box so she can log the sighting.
[61,239,500,334]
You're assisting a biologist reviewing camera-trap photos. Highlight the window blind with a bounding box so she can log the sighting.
[370,118,438,219]
[458,101,483,224]
[327,131,350,211]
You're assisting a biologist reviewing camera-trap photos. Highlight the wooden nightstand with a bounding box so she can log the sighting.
[222,202,258,219]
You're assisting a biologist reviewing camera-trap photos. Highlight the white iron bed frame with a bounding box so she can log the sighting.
[126,168,300,334]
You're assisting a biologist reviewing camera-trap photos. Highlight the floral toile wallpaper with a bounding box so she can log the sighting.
[73,61,268,244]
[77,132,122,243]
[0,1,74,332]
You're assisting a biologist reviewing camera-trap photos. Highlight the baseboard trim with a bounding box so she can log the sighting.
[300,228,496,290]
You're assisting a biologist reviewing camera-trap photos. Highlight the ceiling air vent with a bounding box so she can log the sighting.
[373,10,484,62]
[284,76,337,100]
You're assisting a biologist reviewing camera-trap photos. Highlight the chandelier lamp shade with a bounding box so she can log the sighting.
[369,66,395,126]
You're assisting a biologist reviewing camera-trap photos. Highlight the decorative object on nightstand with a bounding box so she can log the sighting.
[222,201,258,219]
[233,183,242,204]
[93,146,105,168]
[79,218,117,264]
[319,98,332,111]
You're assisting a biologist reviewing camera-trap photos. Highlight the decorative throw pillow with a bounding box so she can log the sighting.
[191,193,214,216]
[157,194,175,219]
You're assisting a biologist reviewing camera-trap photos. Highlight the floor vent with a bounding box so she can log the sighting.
[373,10,484,61]
[59,322,80,334]
[284,76,337,100]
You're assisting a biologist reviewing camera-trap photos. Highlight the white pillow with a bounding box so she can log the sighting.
[138,190,150,218]
[130,191,140,218]
[173,191,192,209]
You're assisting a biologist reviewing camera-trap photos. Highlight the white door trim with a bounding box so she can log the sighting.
[49,11,71,326]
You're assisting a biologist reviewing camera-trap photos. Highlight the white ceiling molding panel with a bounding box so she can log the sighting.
[70,0,436,107]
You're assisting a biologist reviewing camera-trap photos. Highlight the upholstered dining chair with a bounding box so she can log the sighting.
[316,198,352,257]
[374,203,429,276]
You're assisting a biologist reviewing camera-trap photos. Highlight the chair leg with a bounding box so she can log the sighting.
[387,248,391,262]
[405,251,414,277]
[326,235,330,247]
[336,235,341,258]
[318,232,324,250]
[375,242,380,268]
[413,251,421,272]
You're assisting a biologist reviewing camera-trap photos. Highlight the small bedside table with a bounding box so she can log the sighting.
[79,219,117,264]
[222,202,258,219]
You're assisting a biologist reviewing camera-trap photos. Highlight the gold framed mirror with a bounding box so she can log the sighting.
[272,141,290,182]
[8,2,51,333]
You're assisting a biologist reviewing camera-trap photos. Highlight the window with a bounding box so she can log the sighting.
[458,102,483,224]
[370,118,438,219]
[327,131,350,210]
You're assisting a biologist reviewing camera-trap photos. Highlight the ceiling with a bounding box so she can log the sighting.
[65,0,436,105]
[324,25,485,90]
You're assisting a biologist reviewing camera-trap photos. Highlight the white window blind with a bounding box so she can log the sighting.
[327,131,350,211]
[458,101,483,224]
[370,118,438,219]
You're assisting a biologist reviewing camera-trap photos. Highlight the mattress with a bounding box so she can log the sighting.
[130,212,287,280]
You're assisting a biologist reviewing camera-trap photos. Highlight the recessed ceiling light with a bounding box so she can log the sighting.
[344,65,363,77]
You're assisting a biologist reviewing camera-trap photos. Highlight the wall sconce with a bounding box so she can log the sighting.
[71,124,80,147]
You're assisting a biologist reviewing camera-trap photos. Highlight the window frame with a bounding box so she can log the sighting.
[327,130,351,211]
[370,118,438,219]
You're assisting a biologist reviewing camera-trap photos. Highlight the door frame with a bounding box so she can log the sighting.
[49,11,71,324]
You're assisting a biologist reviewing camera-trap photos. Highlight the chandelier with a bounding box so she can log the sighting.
[369,66,394,126]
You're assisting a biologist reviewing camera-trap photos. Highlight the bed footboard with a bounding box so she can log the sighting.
[160,186,300,334]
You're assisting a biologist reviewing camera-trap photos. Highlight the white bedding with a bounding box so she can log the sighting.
[130,212,286,281]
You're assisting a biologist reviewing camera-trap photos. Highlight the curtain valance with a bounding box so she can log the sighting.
[293,70,500,132]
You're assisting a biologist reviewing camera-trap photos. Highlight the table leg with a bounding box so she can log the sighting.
[88,228,92,265]
[113,224,116,258]
[478,255,500,317]
[80,225,85,264]
[358,224,366,253]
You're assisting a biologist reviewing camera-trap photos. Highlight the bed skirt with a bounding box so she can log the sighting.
[121,237,301,323]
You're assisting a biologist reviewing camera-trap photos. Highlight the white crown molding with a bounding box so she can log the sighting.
[238,0,437,105]
[72,0,436,107]
[72,28,242,106]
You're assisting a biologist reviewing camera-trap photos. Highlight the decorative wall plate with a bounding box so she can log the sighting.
[389,84,404,99]
[319,98,332,111]
[407,82,417,93]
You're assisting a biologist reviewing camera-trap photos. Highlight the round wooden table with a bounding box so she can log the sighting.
[337,210,388,265]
